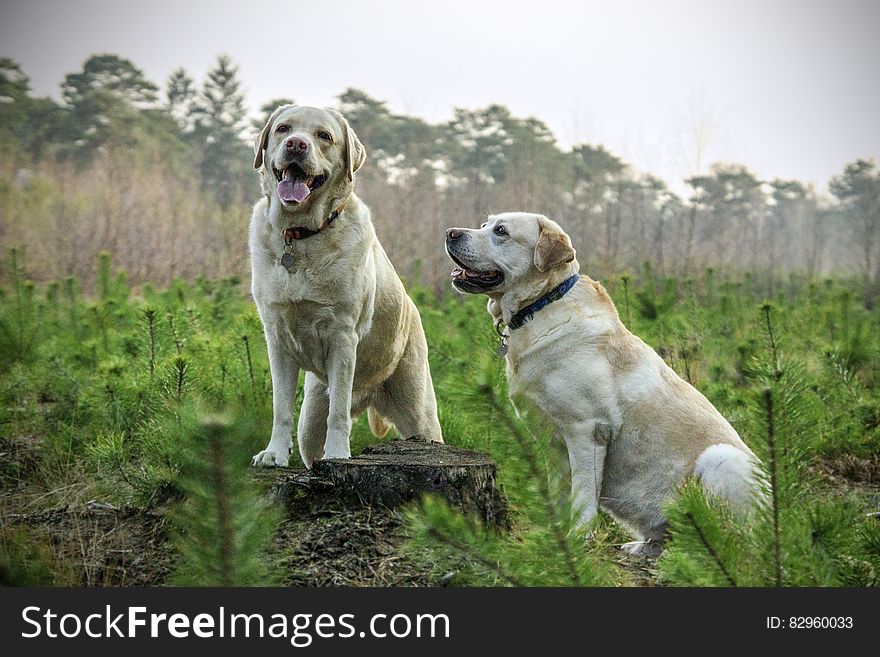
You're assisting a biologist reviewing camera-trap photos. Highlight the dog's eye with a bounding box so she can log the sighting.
[494,224,508,236]
[317,130,333,142]
[275,125,289,134]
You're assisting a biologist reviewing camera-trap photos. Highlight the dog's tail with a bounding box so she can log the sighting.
[367,406,392,438]
[694,443,765,512]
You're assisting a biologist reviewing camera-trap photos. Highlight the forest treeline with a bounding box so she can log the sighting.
[1,54,878,305]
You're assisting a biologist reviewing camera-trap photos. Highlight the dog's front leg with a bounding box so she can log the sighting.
[322,331,358,460]
[252,331,299,468]
[563,420,610,532]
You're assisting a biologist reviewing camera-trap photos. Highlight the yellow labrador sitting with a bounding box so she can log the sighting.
[250,105,442,468]
[445,212,761,555]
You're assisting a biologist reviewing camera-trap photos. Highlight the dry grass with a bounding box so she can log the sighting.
[2,154,251,291]
[816,454,880,488]
[5,150,859,296]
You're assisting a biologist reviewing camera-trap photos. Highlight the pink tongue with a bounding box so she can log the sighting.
[278,179,310,203]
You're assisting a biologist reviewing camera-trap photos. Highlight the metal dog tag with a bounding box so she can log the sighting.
[280,252,294,270]
[495,320,509,358]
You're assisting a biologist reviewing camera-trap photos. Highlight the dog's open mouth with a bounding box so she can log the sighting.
[273,163,326,204]
[449,253,504,293]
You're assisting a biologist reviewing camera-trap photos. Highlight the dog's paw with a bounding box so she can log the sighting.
[322,443,351,460]
[321,430,351,460]
[621,540,663,558]
[251,449,290,468]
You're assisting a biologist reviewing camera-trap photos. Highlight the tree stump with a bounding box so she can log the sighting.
[266,438,509,527]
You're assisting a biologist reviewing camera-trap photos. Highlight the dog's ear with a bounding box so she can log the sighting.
[328,109,366,181]
[533,217,575,272]
[253,104,295,171]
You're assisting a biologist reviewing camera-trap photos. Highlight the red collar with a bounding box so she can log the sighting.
[282,201,346,244]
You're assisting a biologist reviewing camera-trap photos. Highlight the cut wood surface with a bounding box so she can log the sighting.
[258,438,509,527]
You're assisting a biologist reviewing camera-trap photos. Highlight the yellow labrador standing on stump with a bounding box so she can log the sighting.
[445,212,761,555]
[249,105,442,468]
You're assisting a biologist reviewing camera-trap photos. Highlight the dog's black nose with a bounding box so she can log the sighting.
[285,137,309,153]
[446,228,464,241]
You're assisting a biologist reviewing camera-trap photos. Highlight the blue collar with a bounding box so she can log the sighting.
[508,273,580,330]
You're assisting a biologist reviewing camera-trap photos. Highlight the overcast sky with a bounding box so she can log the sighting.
[2,0,878,193]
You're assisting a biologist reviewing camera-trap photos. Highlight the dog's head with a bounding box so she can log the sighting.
[253,105,366,212]
[445,212,577,300]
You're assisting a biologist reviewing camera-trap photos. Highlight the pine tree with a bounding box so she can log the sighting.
[61,53,158,109]
[58,54,165,157]
[657,304,879,586]
[166,67,198,136]
[195,55,246,137]
[0,59,32,152]
[193,55,250,208]
[336,88,438,168]
[172,415,278,586]
[407,348,621,586]
[830,160,880,308]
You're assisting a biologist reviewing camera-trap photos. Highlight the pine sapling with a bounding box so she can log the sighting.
[0,248,38,363]
[174,357,187,405]
[144,308,157,378]
[763,386,783,586]
[65,276,80,340]
[684,510,737,586]
[482,384,583,586]
[167,312,184,356]
[172,415,277,586]
[242,334,257,403]
[98,251,112,302]
[408,351,619,587]
[762,303,782,381]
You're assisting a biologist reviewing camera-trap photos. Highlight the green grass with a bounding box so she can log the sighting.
[1,249,878,585]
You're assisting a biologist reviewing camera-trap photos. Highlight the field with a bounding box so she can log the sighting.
[1,249,879,586]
